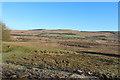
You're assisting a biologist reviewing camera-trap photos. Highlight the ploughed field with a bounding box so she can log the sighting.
[1,29,120,79]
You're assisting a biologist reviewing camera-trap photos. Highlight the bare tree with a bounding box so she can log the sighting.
[0,22,11,41]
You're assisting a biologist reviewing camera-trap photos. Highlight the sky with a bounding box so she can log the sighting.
[2,2,118,31]
[1,0,119,2]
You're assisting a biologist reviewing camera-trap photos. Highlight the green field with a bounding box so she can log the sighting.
[37,33,86,39]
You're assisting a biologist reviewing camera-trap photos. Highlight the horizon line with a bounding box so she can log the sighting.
[10,29,119,32]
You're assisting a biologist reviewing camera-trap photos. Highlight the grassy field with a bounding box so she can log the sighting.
[2,30,120,79]
[2,43,120,77]
[37,33,86,39]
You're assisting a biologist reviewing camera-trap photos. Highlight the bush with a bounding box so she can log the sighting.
[0,22,11,41]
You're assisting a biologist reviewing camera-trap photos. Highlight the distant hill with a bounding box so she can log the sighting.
[30,29,46,31]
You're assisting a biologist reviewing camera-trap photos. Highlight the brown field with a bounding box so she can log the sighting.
[2,29,120,79]
[9,29,119,55]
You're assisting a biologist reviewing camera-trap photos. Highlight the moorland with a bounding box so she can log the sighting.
[1,29,120,79]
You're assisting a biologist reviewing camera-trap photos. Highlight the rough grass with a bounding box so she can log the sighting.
[2,43,120,77]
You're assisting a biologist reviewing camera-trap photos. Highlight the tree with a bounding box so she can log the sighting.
[0,22,11,41]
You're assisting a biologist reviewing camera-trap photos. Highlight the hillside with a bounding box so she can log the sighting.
[2,29,120,79]
[10,29,119,55]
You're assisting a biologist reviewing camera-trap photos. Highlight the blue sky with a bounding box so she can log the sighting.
[2,2,118,31]
[1,0,119,2]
